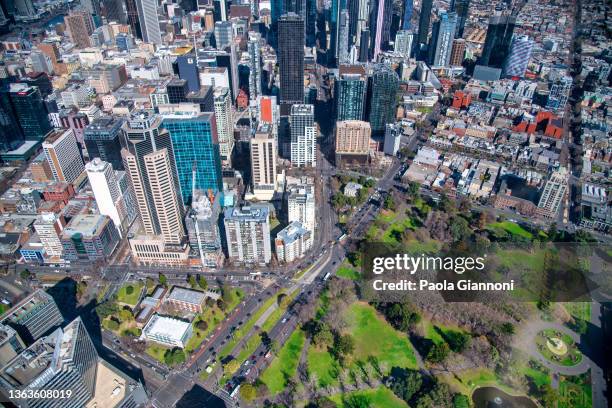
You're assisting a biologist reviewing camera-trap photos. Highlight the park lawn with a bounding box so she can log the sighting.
[496,248,546,274]
[344,303,418,372]
[558,372,592,408]
[519,361,551,388]
[261,290,299,332]
[381,217,417,245]
[116,282,143,306]
[336,265,361,280]
[328,386,408,408]
[146,344,170,363]
[261,329,306,394]
[404,238,441,254]
[420,319,467,346]
[563,302,591,322]
[308,345,341,387]
[487,221,533,239]
[440,368,522,397]
[376,210,397,224]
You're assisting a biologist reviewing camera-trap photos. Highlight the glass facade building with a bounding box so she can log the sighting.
[84,116,125,170]
[162,112,223,204]
[368,64,399,135]
[335,72,367,121]
[9,84,51,141]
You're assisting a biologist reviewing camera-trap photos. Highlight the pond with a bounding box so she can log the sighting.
[472,387,538,408]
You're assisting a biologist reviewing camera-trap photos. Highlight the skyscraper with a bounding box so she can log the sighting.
[42,129,85,184]
[503,35,533,77]
[214,21,233,49]
[395,30,415,56]
[185,190,223,269]
[121,111,185,244]
[429,11,457,67]
[449,38,466,66]
[537,168,568,218]
[417,0,433,47]
[135,0,161,44]
[0,85,24,151]
[453,0,470,38]
[250,124,278,200]
[247,32,262,99]
[338,9,351,64]
[224,205,272,265]
[0,289,63,344]
[278,13,305,108]
[213,87,234,166]
[9,83,51,141]
[125,0,142,39]
[103,0,126,23]
[368,64,399,135]
[64,11,94,49]
[480,15,516,68]
[402,0,413,30]
[290,104,316,167]
[546,76,573,112]
[161,111,223,205]
[335,67,367,121]
[175,53,200,93]
[287,182,316,234]
[84,116,125,170]
[335,120,371,167]
[369,0,392,59]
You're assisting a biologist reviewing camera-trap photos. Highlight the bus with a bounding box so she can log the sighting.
[323,272,331,281]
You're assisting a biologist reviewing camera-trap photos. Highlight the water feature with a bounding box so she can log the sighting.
[472,387,538,408]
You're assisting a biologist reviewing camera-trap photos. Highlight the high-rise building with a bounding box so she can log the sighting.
[214,21,233,49]
[290,104,316,167]
[185,190,223,269]
[122,111,185,244]
[12,0,36,17]
[30,50,53,74]
[453,0,469,38]
[0,85,24,151]
[546,76,572,112]
[278,13,305,108]
[383,122,401,155]
[223,205,271,265]
[103,0,127,23]
[42,129,85,184]
[213,87,234,166]
[34,213,65,259]
[402,0,413,30]
[135,0,161,44]
[537,168,568,218]
[480,15,516,68]
[0,324,25,367]
[247,32,262,99]
[368,64,399,134]
[335,120,371,167]
[84,116,125,170]
[9,83,52,141]
[86,158,135,236]
[503,35,533,77]
[429,11,457,67]
[61,214,120,261]
[372,0,393,59]
[395,30,414,56]
[335,67,367,121]
[0,318,97,407]
[287,181,316,234]
[338,9,351,64]
[64,11,94,49]
[417,0,433,47]
[250,124,277,200]
[161,111,222,205]
[125,0,142,39]
[449,38,466,66]
[275,221,312,263]
[0,289,63,344]
[175,53,200,93]
[167,78,189,103]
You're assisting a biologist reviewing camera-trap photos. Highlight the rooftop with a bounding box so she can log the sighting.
[167,287,206,305]
[62,214,110,239]
[0,290,56,326]
[224,205,269,222]
[142,315,191,341]
[276,221,309,245]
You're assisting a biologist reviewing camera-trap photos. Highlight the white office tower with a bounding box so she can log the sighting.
[42,129,85,184]
[287,181,316,235]
[247,32,262,100]
[383,123,401,155]
[136,0,162,44]
[537,168,569,218]
[338,10,350,65]
[290,104,316,167]
[275,221,312,263]
[86,158,135,237]
[34,213,64,258]
[223,205,271,265]
[250,124,278,201]
[185,190,223,269]
[395,30,414,56]
[214,87,234,166]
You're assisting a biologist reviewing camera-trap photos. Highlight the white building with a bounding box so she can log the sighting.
[290,104,316,167]
[42,129,85,184]
[250,124,277,201]
[141,315,192,348]
[223,205,271,265]
[213,87,234,166]
[275,221,312,263]
[287,182,315,234]
[383,123,401,156]
[135,0,162,44]
[34,213,64,259]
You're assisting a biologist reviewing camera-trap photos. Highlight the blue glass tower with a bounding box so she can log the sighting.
[402,0,413,30]
[163,112,223,204]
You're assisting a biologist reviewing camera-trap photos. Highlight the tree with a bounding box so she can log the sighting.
[539,384,558,407]
[312,324,334,348]
[196,320,208,331]
[332,333,355,358]
[118,308,134,322]
[217,299,226,310]
[125,285,134,295]
[444,331,471,353]
[277,293,287,307]
[105,319,120,331]
[450,216,471,241]
[239,383,257,402]
[384,195,396,211]
[260,331,272,348]
[453,394,469,408]
[145,277,155,290]
[500,322,515,335]
[164,348,186,366]
[383,303,421,332]
[408,182,420,198]
[19,269,31,280]
[96,301,119,319]
[389,368,423,403]
[188,275,197,288]
[223,359,240,375]
[426,342,450,363]
[76,281,87,299]
[198,276,208,290]
[158,273,167,286]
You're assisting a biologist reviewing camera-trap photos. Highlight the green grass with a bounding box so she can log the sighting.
[519,361,551,388]
[116,282,143,306]
[381,217,416,245]
[376,210,397,223]
[308,345,341,387]
[420,320,446,345]
[184,288,244,353]
[440,368,520,396]
[487,221,533,239]
[261,329,306,394]
[146,344,170,363]
[328,386,408,408]
[558,372,592,408]
[563,302,591,322]
[0,303,9,316]
[336,265,361,280]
